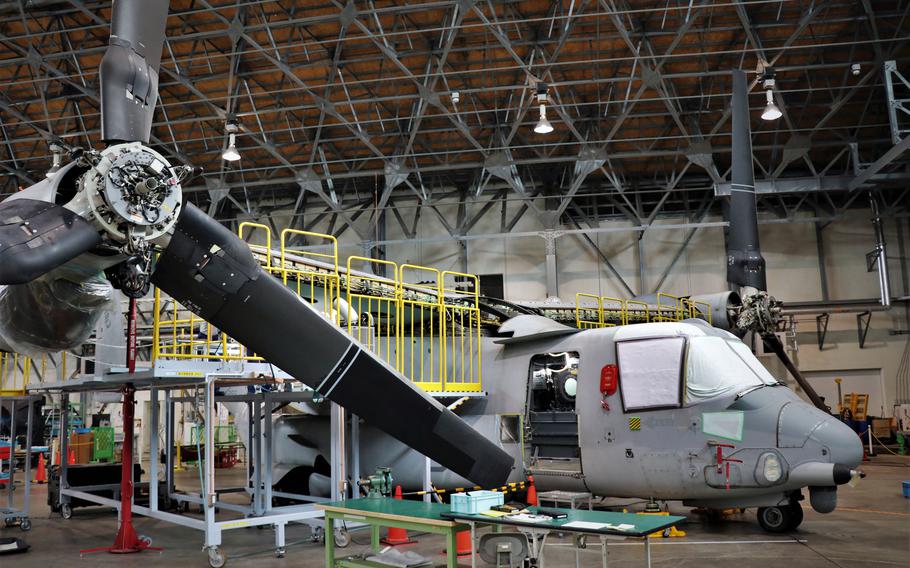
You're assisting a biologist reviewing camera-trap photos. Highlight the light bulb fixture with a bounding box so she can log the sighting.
[222,118,241,161]
[534,104,554,134]
[451,91,460,104]
[533,82,554,134]
[761,89,782,121]
[45,143,63,178]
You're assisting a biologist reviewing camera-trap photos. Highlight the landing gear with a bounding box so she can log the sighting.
[757,501,803,533]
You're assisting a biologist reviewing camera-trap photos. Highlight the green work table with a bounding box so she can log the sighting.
[315,498,469,568]
[442,506,686,568]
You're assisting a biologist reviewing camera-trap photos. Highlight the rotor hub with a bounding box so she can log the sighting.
[82,142,183,246]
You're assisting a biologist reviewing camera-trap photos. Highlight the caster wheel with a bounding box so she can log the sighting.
[757,506,793,533]
[139,535,153,547]
[311,526,325,543]
[334,528,350,548]
[60,504,73,520]
[275,548,285,558]
[207,546,226,568]
[20,519,32,531]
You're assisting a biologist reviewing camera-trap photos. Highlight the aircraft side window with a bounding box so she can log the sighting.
[616,337,685,411]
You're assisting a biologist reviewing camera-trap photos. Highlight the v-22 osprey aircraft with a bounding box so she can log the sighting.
[268,70,866,534]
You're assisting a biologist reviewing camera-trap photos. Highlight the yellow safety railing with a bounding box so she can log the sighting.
[573,291,715,328]
[398,264,443,392]
[624,299,651,324]
[575,293,604,329]
[0,352,30,395]
[656,293,686,322]
[687,300,713,325]
[346,256,400,370]
[601,296,626,325]
[280,229,340,324]
[152,222,485,393]
[441,271,482,393]
[238,221,276,274]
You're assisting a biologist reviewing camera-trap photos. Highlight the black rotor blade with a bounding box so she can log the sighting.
[100,0,169,144]
[726,69,767,291]
[0,198,101,285]
[151,203,514,488]
[762,333,827,411]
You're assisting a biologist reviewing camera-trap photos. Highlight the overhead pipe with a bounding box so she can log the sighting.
[870,193,892,308]
[782,194,895,316]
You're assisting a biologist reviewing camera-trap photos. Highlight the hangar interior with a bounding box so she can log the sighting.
[0,1,908,567]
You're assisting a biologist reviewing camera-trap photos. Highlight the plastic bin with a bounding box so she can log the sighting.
[902,481,910,499]
[450,490,504,514]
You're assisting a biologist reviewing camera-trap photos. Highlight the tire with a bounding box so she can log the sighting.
[786,502,804,530]
[208,547,226,568]
[757,506,791,533]
[20,519,32,531]
[334,528,350,548]
[60,504,73,520]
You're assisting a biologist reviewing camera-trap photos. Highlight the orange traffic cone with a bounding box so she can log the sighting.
[382,486,416,546]
[526,475,538,506]
[67,447,76,465]
[454,529,473,556]
[34,453,47,484]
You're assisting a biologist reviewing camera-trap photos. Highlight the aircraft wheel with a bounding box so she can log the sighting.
[757,506,792,533]
[786,502,804,530]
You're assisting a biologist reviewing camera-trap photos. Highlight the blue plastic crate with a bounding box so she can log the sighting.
[450,490,504,514]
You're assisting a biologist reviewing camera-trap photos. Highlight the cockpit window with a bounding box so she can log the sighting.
[616,337,685,411]
[686,336,778,403]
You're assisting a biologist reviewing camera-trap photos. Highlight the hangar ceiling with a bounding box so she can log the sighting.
[0,0,908,242]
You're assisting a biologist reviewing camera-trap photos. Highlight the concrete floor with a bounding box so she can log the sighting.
[2,456,908,567]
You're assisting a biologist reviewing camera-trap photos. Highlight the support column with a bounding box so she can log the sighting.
[540,231,563,301]
[330,403,346,501]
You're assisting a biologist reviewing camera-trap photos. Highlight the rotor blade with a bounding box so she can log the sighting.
[762,333,827,411]
[726,69,767,291]
[151,203,514,488]
[0,198,101,285]
[100,0,169,144]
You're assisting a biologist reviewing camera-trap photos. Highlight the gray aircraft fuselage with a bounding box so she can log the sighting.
[273,317,862,517]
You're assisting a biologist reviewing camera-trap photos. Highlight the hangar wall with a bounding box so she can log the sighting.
[254,200,909,416]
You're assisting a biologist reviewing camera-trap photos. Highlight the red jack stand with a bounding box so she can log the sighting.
[81,299,161,556]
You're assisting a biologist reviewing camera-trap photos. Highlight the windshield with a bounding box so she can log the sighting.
[686,336,779,403]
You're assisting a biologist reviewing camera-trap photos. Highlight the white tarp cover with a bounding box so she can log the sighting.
[686,336,777,402]
[702,411,745,441]
[617,337,685,410]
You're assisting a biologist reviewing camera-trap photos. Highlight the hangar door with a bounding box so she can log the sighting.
[803,369,886,417]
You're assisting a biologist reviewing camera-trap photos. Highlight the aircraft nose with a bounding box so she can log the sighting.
[777,402,863,466]
[813,416,864,466]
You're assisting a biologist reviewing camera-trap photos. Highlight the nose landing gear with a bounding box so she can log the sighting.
[757,500,803,533]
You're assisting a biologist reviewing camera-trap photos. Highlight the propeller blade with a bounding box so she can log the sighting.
[762,333,828,411]
[0,198,101,285]
[151,203,515,488]
[727,69,767,291]
[100,0,169,144]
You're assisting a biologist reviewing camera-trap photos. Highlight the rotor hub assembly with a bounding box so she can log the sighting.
[82,142,183,246]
